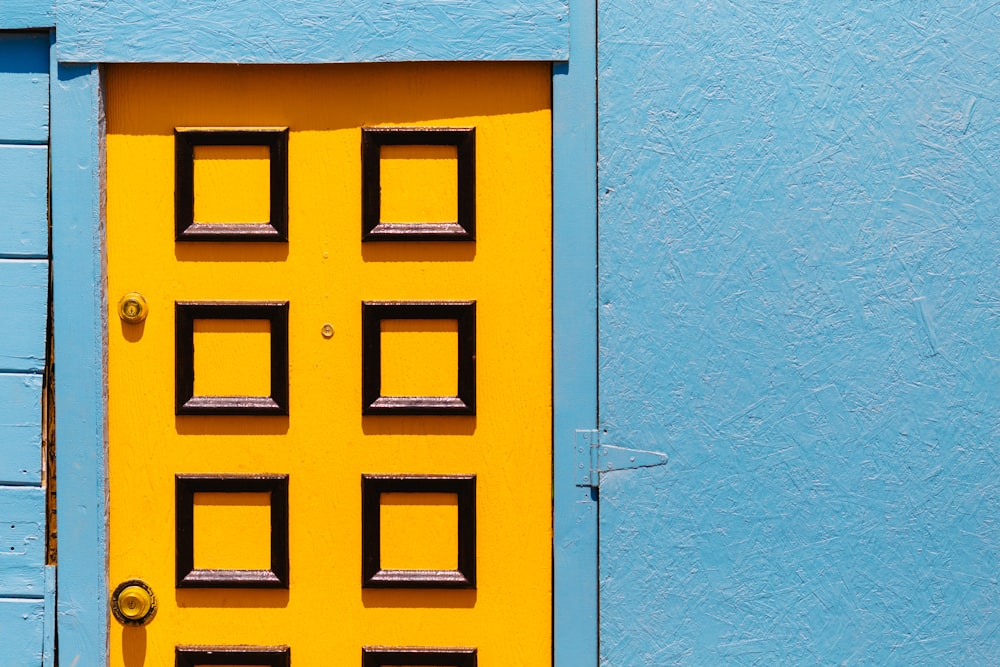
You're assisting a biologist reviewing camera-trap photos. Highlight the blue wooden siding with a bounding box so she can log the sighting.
[0,374,43,485]
[0,34,49,142]
[0,29,53,667]
[54,0,568,63]
[0,4,54,31]
[598,2,1000,664]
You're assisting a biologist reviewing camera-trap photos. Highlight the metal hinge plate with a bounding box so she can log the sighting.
[574,429,668,488]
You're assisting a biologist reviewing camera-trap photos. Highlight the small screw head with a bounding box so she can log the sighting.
[321,323,335,338]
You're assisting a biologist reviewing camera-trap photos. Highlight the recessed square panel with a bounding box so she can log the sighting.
[380,492,459,571]
[176,645,290,667]
[362,475,476,589]
[192,319,271,398]
[175,128,289,242]
[176,474,289,588]
[380,145,458,224]
[362,647,477,667]
[379,319,459,398]
[175,302,289,415]
[193,492,272,571]
[362,127,475,241]
[193,144,271,224]
[362,302,475,415]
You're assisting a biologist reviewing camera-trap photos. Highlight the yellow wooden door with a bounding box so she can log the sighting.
[106,63,551,666]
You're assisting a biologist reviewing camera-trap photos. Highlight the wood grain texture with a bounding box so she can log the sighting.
[0,260,48,372]
[0,145,48,258]
[0,33,49,143]
[0,374,42,485]
[0,1,54,29]
[0,486,46,596]
[55,0,568,63]
[598,2,1000,663]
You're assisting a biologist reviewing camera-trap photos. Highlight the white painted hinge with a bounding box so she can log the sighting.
[574,429,668,488]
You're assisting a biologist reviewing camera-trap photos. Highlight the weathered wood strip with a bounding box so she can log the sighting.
[0,33,49,143]
[0,374,42,485]
[0,145,48,258]
[0,260,48,373]
[0,486,45,596]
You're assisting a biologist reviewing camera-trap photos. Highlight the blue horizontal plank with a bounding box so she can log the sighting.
[0,33,48,143]
[0,486,45,596]
[0,260,47,372]
[0,374,42,485]
[0,598,44,663]
[55,0,569,63]
[0,145,48,258]
[0,3,55,30]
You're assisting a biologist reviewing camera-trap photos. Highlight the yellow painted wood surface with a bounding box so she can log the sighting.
[106,63,551,666]
[380,492,459,570]
[380,319,459,397]
[191,319,271,397]
[192,145,271,224]
[380,145,459,223]
[192,492,272,570]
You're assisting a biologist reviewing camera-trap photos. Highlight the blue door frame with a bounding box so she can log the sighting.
[40,1,599,665]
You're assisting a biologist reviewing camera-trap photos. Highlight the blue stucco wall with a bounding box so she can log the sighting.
[598,2,1000,664]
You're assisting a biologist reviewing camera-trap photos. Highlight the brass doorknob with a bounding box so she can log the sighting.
[111,579,157,626]
[118,292,149,324]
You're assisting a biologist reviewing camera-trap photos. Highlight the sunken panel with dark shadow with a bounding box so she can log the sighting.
[176,645,290,667]
[362,646,476,667]
[175,128,289,242]
[362,127,475,241]
[362,474,476,589]
[362,301,475,415]
[175,474,289,588]
[175,301,289,415]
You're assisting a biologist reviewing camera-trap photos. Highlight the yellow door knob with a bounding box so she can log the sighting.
[111,579,157,626]
[118,292,149,324]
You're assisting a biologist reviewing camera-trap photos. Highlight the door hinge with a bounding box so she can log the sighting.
[574,429,668,488]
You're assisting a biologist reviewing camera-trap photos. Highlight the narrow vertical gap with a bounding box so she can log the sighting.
[43,88,56,565]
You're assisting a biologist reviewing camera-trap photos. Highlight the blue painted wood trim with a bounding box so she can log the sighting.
[51,62,106,667]
[55,0,569,64]
[0,373,43,485]
[552,0,598,664]
[0,1,55,30]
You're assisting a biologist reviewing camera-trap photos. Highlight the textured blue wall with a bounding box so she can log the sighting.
[598,2,1000,664]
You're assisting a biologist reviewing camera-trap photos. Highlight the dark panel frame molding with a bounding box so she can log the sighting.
[362,301,476,415]
[175,474,290,588]
[362,127,475,241]
[176,645,291,667]
[362,474,476,589]
[362,646,477,667]
[175,127,289,242]
[175,301,290,415]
